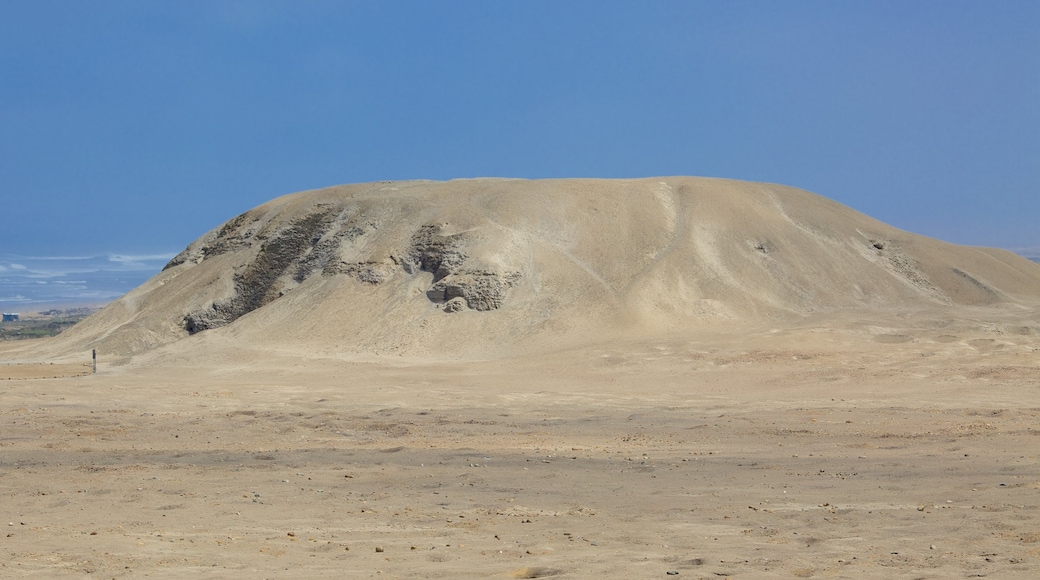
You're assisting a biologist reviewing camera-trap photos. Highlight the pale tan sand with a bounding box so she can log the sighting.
[2,178,1039,578]
[0,363,92,380]
[3,326,1040,579]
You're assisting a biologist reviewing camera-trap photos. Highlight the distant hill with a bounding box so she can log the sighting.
[25,177,1040,360]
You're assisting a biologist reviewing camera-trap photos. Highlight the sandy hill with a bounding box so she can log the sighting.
[17,177,1040,361]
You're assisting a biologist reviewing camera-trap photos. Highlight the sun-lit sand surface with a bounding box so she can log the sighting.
[2,178,1039,578]
[0,363,92,380]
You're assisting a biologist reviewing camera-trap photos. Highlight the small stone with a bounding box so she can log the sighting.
[917,505,925,512]
[667,572,680,576]
[375,546,384,553]
[930,544,936,550]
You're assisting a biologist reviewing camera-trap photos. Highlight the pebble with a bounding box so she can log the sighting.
[375,546,384,553]
[666,572,679,576]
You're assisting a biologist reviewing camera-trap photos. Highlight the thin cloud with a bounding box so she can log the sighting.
[1011,246,1040,260]
[15,255,98,261]
[107,253,176,264]
[22,268,102,279]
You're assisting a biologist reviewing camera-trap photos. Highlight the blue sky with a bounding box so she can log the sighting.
[1,1,1038,306]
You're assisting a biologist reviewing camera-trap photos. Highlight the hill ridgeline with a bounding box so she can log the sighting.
[31,177,1040,359]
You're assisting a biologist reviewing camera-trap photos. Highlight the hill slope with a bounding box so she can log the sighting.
[22,177,1040,360]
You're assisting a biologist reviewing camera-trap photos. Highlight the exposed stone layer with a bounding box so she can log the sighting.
[23,177,1040,359]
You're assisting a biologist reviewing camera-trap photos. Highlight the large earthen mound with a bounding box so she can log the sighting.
[24,177,1040,359]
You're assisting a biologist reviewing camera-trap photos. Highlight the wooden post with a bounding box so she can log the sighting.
[92,349,97,374]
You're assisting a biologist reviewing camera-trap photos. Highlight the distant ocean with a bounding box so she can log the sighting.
[0,253,174,312]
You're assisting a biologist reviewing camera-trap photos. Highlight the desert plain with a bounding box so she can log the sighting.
[2,178,1040,579]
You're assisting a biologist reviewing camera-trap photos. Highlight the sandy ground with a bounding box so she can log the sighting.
[2,321,1040,579]
[0,364,93,381]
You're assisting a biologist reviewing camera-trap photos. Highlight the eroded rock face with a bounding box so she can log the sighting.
[402,225,468,280]
[164,212,264,270]
[183,209,342,333]
[401,226,521,312]
[178,212,521,334]
[428,270,522,312]
[327,261,397,284]
[183,301,237,334]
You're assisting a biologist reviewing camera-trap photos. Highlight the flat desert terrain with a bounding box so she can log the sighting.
[3,178,1039,578]
[3,313,1040,579]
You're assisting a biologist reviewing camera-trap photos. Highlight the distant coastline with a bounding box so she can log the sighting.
[0,253,173,313]
[0,306,103,341]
